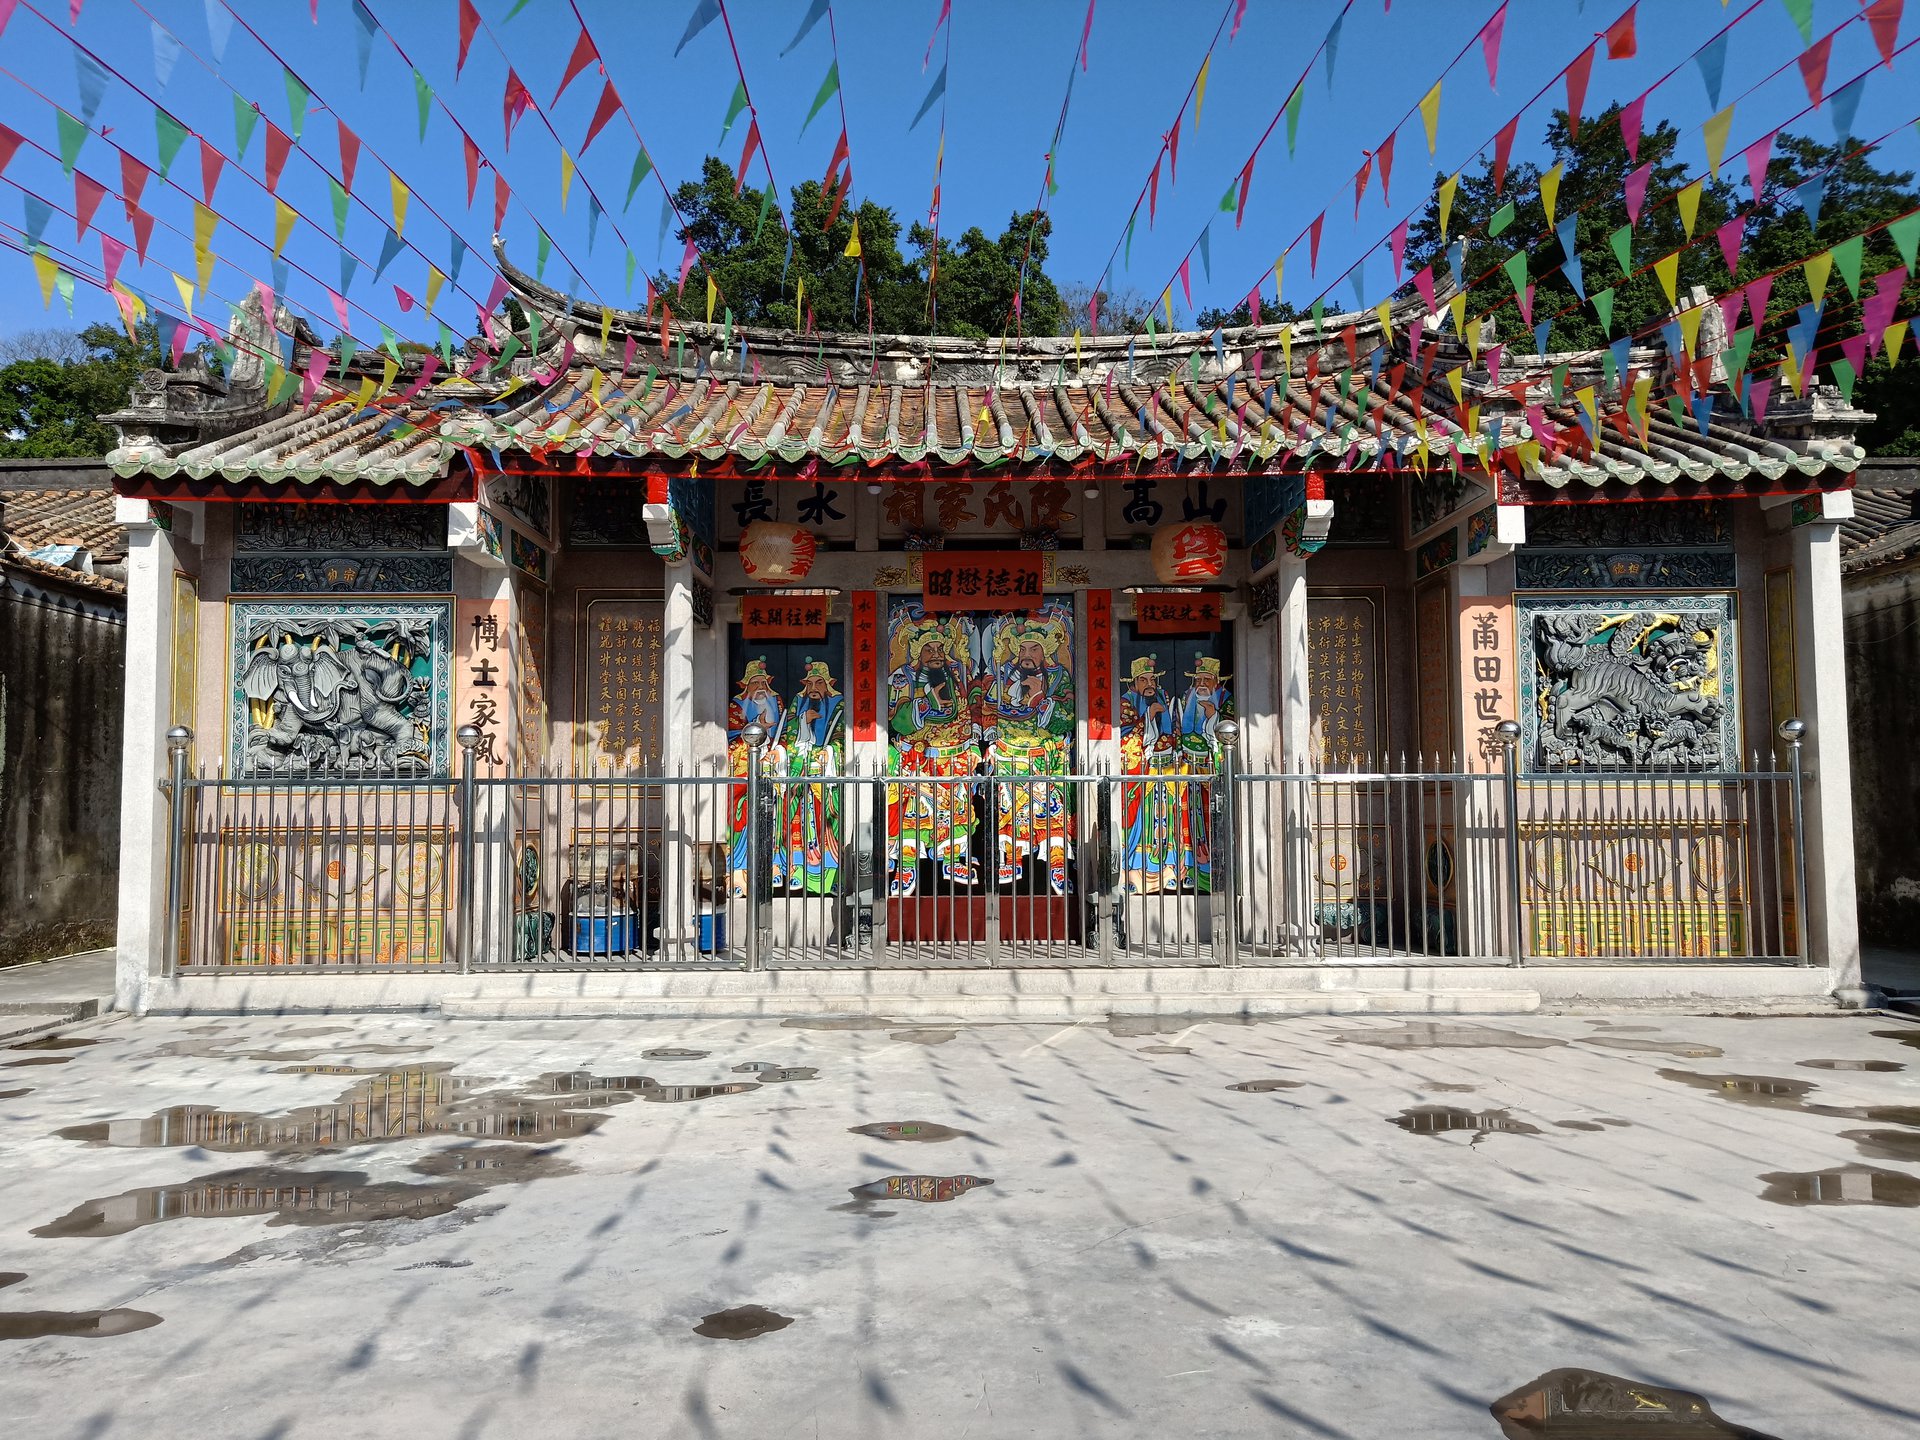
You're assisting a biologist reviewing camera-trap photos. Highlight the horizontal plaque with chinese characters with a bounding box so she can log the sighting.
[1136,593,1222,635]
[919,551,1044,612]
[742,594,829,640]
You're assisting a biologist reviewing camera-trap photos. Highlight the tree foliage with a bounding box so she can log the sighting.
[0,320,160,458]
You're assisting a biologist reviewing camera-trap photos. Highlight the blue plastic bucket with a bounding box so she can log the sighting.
[573,913,630,956]
[697,912,726,952]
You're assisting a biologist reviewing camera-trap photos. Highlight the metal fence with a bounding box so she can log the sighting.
[159,722,1807,974]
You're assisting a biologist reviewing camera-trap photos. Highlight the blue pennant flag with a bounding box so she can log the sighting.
[1796,175,1826,231]
[374,228,405,283]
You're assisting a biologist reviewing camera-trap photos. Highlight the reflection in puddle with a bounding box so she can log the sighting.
[730,1062,818,1082]
[1389,1106,1541,1141]
[889,1030,957,1046]
[0,1088,30,1100]
[781,1017,904,1031]
[847,1121,974,1143]
[1799,1058,1904,1072]
[137,1040,433,1064]
[693,1305,793,1340]
[833,1174,993,1217]
[1758,1165,1920,1207]
[0,1309,162,1340]
[278,1026,353,1037]
[641,1048,710,1060]
[1335,1023,1566,1050]
[1424,1082,1477,1093]
[1838,1129,1920,1164]
[1227,1080,1303,1093]
[2,1057,69,1068]
[0,1273,23,1289]
[1656,1071,1817,1108]
[8,1036,100,1052]
[1491,1368,1780,1438]
[1870,1028,1920,1051]
[1138,1045,1192,1055]
[1580,1036,1724,1058]
[1554,1121,1605,1132]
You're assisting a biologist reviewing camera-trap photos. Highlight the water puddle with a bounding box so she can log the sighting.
[1656,1071,1817,1109]
[1758,1166,1920,1207]
[1799,1058,1904,1072]
[1583,1022,1660,1032]
[1838,1129,1920,1164]
[0,1273,22,1289]
[1870,1028,1920,1051]
[1580,1036,1724,1058]
[1810,1104,1920,1128]
[137,1040,432,1064]
[1389,1106,1541,1141]
[278,1026,353,1038]
[0,1309,162,1341]
[847,1121,974,1143]
[693,1305,794,1340]
[8,1036,100,1052]
[1138,1045,1193,1055]
[1491,1368,1780,1437]
[889,1029,957,1046]
[1336,1023,1566,1050]
[0,1088,31,1100]
[2,1057,69,1068]
[1227,1080,1303,1093]
[730,1063,818,1082]
[640,1048,710,1060]
[1553,1121,1606,1132]
[781,1017,905,1031]
[1424,1082,1477,1093]
[832,1174,993,1217]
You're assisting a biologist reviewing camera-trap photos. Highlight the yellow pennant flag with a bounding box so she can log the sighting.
[559,150,575,211]
[844,219,862,258]
[1419,81,1442,154]
[1702,105,1734,175]
[1886,318,1910,361]
[706,272,718,323]
[588,367,605,403]
[273,198,297,257]
[425,265,446,314]
[31,249,58,307]
[1278,326,1293,376]
[1781,344,1804,396]
[1073,326,1082,370]
[1446,366,1465,407]
[1517,438,1541,474]
[795,276,805,315]
[1803,249,1833,306]
[355,376,377,410]
[1540,162,1563,226]
[1676,179,1704,239]
[1195,56,1210,128]
[390,174,410,235]
[1449,292,1466,335]
[1162,286,1174,329]
[1678,305,1703,354]
[1438,173,1459,240]
[379,356,399,395]
[1466,314,1482,363]
[1653,250,1680,304]
[1466,402,1480,437]
[1576,384,1598,423]
[599,305,612,351]
[192,202,217,295]
[172,271,195,319]
[1374,300,1393,343]
[1273,253,1285,305]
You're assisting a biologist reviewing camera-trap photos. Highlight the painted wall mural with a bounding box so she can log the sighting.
[884,598,1075,895]
[1518,594,1738,772]
[725,639,847,897]
[229,500,452,595]
[1116,639,1234,894]
[210,827,449,966]
[230,602,452,776]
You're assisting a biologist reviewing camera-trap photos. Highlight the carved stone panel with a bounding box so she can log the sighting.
[229,601,453,776]
[1516,593,1738,772]
[228,554,454,594]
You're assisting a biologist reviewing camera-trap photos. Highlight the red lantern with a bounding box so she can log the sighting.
[739,521,817,584]
[1151,521,1227,583]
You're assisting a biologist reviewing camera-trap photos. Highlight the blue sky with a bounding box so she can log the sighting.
[0,0,1911,351]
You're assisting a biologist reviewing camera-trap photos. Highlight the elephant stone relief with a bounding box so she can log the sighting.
[230,603,452,776]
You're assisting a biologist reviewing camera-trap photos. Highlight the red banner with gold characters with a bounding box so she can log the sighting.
[1136,593,1222,634]
[851,590,878,741]
[919,551,1044,611]
[1087,590,1113,741]
[741,593,829,640]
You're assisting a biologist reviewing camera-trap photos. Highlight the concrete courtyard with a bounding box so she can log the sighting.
[2,1006,1918,1438]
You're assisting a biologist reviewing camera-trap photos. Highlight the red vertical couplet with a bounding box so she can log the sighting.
[851,590,879,742]
[1086,590,1113,741]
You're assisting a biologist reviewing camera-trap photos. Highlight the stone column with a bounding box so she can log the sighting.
[1270,552,1315,952]
[660,560,698,942]
[1790,514,1866,1002]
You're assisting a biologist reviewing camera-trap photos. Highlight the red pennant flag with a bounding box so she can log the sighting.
[502,68,531,148]
[1797,33,1832,106]
[1867,0,1903,67]
[263,123,290,193]
[1480,1,1507,87]
[582,81,621,154]
[1604,4,1637,59]
[119,149,148,216]
[1352,155,1371,217]
[1376,131,1395,204]
[553,28,599,105]
[73,171,106,239]
[1147,158,1160,225]
[1564,44,1594,137]
[493,172,510,231]
[198,138,225,204]
[659,300,672,355]
[735,119,761,195]
[463,132,481,204]
[1618,92,1646,160]
[0,123,23,176]
[1309,211,1324,272]
[1341,324,1358,370]
[823,128,849,189]
[1234,157,1254,228]
[1077,0,1094,71]
[1492,116,1518,193]
[129,204,155,264]
[337,120,361,195]
[1166,115,1181,185]
[99,232,126,288]
[457,0,481,75]
[823,174,848,230]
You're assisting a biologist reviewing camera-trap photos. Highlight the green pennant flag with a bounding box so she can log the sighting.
[1310,297,1325,335]
[55,110,87,177]
[1724,324,1755,380]
[1780,0,1813,45]
[723,308,733,346]
[1667,395,1688,430]
[625,250,637,294]
[1592,287,1615,333]
[1831,234,1866,299]
[1550,365,1568,402]
[1502,251,1528,298]
[801,61,839,138]
[1891,211,1920,273]
[718,80,749,144]
[1831,356,1858,404]
[536,227,552,279]
[155,108,190,178]
[1219,180,1239,214]
[1488,201,1516,238]
[1601,346,1619,386]
[1124,213,1135,269]
[378,321,401,362]
[232,92,259,160]
[438,322,455,366]
[1608,225,1633,277]
[504,0,534,17]
[414,70,433,140]
[1284,84,1304,156]
[284,70,310,142]
[626,148,653,210]
[755,185,774,239]
[329,177,350,239]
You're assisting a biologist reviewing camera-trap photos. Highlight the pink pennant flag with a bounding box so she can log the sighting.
[1619,93,1646,161]
[1389,218,1410,280]
[1480,1,1507,87]
[1177,256,1192,308]
[1413,263,1437,313]
[1716,216,1743,274]
[1840,331,1868,378]
[398,355,441,399]
[1745,273,1775,325]
[922,0,951,69]
[621,335,636,374]
[301,346,329,406]
[1624,163,1652,223]
[1518,283,1534,327]
[1077,0,1095,71]
[99,231,126,288]
[1749,376,1773,425]
[1863,267,1907,356]
[169,321,191,367]
[484,273,510,315]
[676,235,697,294]
[328,287,349,333]
[1719,290,1745,335]
[395,286,416,312]
[1564,44,1595,138]
[254,280,274,318]
[1089,290,1101,334]
[1743,132,1774,203]
[1248,290,1261,326]
[1487,345,1504,387]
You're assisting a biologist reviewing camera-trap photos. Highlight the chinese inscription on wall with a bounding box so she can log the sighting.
[1457,596,1515,772]
[458,597,512,768]
[1309,594,1382,767]
[586,600,665,765]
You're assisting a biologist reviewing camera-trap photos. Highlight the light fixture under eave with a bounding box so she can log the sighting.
[866,482,883,495]
[1083,484,1100,498]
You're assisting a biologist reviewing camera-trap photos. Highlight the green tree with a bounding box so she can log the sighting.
[0,319,161,458]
